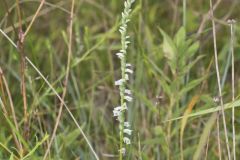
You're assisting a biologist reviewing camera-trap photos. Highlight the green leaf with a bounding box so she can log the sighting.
[157,77,171,97]
[146,56,171,82]
[153,125,164,136]
[165,99,240,122]
[174,27,186,48]
[22,134,49,160]
[9,153,14,160]
[144,58,172,97]
[199,94,216,107]
[187,41,200,57]
[134,91,158,113]
[179,75,207,96]
[159,28,177,61]
[193,113,217,160]
[64,128,81,148]
[180,55,205,75]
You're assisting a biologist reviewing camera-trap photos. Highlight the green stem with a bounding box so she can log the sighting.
[183,0,186,27]
[119,18,127,160]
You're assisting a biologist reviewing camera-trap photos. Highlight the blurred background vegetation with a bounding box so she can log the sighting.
[0,0,240,159]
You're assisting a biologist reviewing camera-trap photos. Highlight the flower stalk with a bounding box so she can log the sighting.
[113,0,135,159]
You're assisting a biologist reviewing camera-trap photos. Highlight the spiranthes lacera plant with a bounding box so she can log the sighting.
[114,0,134,159]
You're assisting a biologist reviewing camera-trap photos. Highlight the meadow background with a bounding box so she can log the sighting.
[0,0,240,159]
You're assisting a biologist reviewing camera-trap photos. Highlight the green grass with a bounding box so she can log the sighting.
[0,0,240,159]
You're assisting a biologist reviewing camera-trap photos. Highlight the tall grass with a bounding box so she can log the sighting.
[228,19,236,160]
[210,0,231,159]
[0,0,239,159]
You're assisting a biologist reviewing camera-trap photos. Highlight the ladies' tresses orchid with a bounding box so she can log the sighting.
[113,0,135,158]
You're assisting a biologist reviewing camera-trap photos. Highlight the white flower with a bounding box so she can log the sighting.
[119,148,126,155]
[115,79,125,86]
[126,63,131,67]
[114,106,122,111]
[125,41,130,45]
[114,103,127,111]
[113,105,128,117]
[119,29,124,34]
[113,109,121,117]
[120,26,126,32]
[125,89,131,95]
[126,68,133,74]
[124,129,132,135]
[123,137,131,145]
[124,95,132,102]
[124,122,130,127]
[116,52,124,59]
[124,1,128,7]
[122,12,125,18]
